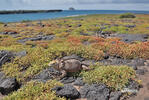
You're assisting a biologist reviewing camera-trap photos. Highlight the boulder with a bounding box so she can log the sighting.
[80,84,110,100]
[0,50,14,67]
[0,72,20,95]
[52,85,80,99]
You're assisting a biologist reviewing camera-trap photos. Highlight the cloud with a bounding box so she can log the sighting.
[76,0,149,4]
[0,0,149,10]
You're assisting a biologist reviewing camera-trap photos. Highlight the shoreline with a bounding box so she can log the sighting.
[0,10,63,14]
[1,13,149,24]
[1,10,149,23]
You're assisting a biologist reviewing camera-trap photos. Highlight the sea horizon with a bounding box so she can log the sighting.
[1,10,149,23]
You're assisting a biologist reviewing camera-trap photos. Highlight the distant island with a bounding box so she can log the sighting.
[69,7,75,10]
[0,10,63,14]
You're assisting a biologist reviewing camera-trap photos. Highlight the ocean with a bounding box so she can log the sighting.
[0,10,149,23]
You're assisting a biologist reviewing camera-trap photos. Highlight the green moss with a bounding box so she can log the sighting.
[81,65,136,90]
[2,47,52,82]
[4,80,65,100]
[103,26,128,33]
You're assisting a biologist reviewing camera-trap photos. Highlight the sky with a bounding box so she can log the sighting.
[0,0,149,11]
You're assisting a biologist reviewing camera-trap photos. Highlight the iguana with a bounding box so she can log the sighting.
[48,58,91,79]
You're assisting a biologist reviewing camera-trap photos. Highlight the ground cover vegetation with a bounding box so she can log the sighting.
[0,13,148,99]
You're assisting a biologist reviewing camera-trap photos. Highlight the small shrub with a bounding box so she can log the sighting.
[81,65,136,90]
[119,13,136,18]
[4,80,65,100]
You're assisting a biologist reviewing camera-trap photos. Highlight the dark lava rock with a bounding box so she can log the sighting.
[0,72,20,95]
[109,91,122,100]
[99,57,131,66]
[40,35,55,41]
[0,78,20,95]
[124,25,136,28]
[0,31,18,35]
[129,58,146,67]
[34,67,61,82]
[62,55,84,61]
[136,69,147,75]
[17,35,55,43]
[127,58,146,70]
[73,77,85,86]
[52,85,80,99]
[29,36,42,41]
[111,34,149,43]
[17,38,28,43]
[60,77,76,84]
[99,56,147,71]
[80,33,89,36]
[0,50,14,67]
[80,84,110,100]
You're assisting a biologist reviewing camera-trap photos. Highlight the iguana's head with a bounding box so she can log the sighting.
[48,59,64,70]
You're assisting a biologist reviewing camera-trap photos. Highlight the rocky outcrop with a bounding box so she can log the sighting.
[33,55,146,100]
[80,84,110,100]
[0,50,14,67]
[110,34,149,43]
[0,72,20,95]
[17,35,55,43]
[52,85,80,99]
[33,67,61,82]
[0,31,18,35]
